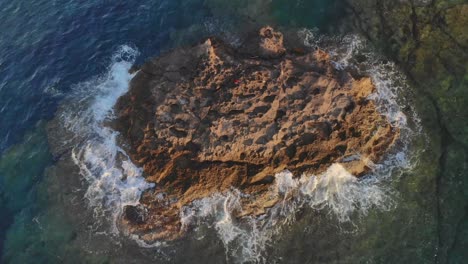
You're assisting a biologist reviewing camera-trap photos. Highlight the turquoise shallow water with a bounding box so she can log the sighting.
[0,1,466,263]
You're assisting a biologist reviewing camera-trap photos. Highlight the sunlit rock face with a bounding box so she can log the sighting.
[113,27,399,242]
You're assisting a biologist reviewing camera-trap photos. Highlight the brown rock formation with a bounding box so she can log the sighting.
[113,27,399,242]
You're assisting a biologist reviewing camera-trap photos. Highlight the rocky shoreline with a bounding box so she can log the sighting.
[113,27,399,242]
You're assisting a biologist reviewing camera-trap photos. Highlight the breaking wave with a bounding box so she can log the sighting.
[60,45,154,233]
[180,163,393,263]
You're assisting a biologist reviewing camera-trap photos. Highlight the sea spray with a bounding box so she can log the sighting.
[299,29,420,131]
[299,164,391,220]
[180,190,272,263]
[180,163,393,263]
[61,45,154,233]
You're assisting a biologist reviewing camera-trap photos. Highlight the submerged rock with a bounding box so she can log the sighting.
[113,27,399,242]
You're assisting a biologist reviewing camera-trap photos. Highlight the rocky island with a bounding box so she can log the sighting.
[113,27,399,243]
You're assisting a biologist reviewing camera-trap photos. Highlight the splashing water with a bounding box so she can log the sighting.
[298,164,391,221]
[61,45,154,232]
[180,164,392,263]
[180,190,272,263]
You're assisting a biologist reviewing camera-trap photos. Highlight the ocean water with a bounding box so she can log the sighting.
[0,1,464,263]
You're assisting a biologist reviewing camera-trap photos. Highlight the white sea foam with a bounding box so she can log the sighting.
[180,164,392,263]
[299,164,391,220]
[62,45,154,232]
[180,190,272,263]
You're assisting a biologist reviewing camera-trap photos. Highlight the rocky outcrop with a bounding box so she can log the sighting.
[113,27,398,242]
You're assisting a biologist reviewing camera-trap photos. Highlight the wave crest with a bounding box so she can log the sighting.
[61,45,154,232]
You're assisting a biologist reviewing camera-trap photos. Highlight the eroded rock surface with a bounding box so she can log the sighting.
[113,27,399,242]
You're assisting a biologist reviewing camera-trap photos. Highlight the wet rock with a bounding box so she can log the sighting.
[123,205,146,225]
